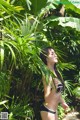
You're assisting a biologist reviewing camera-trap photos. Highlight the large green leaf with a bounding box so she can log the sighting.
[46,0,80,15]
[58,17,80,31]
[45,17,80,31]
[30,0,47,15]
[69,0,80,9]
[60,0,80,14]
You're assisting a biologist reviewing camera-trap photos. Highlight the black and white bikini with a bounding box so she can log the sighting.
[56,83,63,93]
[40,104,56,114]
[40,83,63,114]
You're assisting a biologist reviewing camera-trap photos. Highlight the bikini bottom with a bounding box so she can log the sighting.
[40,104,56,114]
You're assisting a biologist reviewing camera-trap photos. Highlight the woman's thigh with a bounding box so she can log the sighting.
[40,111,56,120]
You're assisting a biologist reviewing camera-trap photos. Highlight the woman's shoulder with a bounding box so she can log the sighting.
[42,75,52,86]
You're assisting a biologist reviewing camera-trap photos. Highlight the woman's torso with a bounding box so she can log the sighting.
[42,77,63,111]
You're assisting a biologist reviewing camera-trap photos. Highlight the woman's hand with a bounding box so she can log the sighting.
[60,95,70,112]
[61,102,71,114]
[61,102,69,111]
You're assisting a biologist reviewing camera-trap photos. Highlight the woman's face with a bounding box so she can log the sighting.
[47,49,58,64]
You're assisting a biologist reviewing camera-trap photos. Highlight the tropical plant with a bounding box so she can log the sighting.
[0,0,80,120]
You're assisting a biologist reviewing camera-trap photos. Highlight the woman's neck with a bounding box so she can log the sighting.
[47,63,56,74]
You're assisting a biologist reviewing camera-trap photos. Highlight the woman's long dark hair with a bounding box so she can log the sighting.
[40,47,64,87]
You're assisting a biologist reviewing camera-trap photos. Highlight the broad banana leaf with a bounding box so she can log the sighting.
[45,17,80,31]
[61,0,80,14]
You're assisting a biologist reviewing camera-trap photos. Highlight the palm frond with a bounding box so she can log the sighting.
[65,80,74,95]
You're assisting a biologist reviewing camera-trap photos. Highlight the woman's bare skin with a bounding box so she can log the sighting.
[40,48,69,120]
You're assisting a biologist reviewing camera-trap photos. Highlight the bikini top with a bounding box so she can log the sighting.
[42,76,64,93]
[51,78,64,93]
[56,83,63,93]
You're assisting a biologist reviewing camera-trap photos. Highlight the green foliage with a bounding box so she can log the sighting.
[0,72,11,98]
[73,87,80,98]
[61,0,80,14]
[0,0,24,21]
[0,40,18,70]
[45,17,80,31]
[58,105,65,120]
[72,71,80,98]
[0,0,80,119]
[65,80,74,95]
[8,97,34,120]
[30,0,47,15]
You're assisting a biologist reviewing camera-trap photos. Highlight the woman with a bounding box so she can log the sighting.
[40,47,69,120]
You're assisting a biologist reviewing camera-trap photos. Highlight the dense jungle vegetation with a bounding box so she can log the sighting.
[0,0,80,120]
